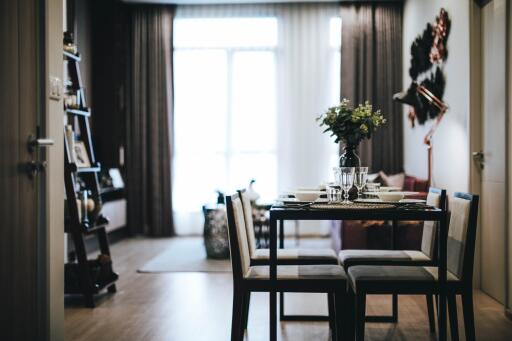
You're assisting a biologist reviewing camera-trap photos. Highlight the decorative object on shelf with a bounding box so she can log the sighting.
[393,8,450,185]
[317,98,386,167]
[63,31,78,55]
[108,168,125,188]
[64,91,80,109]
[65,125,76,163]
[74,141,91,168]
[80,190,90,226]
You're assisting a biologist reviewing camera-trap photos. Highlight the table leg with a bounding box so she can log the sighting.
[438,214,448,341]
[391,219,398,250]
[279,219,284,249]
[279,219,284,321]
[270,216,277,341]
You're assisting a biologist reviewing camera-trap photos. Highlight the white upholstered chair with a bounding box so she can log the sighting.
[226,193,349,341]
[338,187,446,327]
[348,192,479,341]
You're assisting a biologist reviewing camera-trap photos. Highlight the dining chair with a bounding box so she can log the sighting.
[348,192,479,341]
[239,189,339,266]
[226,193,349,341]
[238,189,340,324]
[338,187,446,328]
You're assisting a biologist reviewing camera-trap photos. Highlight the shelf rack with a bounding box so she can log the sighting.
[63,48,118,308]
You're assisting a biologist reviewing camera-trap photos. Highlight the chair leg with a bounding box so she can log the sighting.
[346,287,356,341]
[462,290,476,341]
[334,290,349,341]
[447,294,459,341]
[355,292,366,341]
[328,293,336,333]
[329,292,338,341]
[231,290,244,341]
[435,294,439,314]
[392,293,398,322]
[426,294,436,333]
[242,292,251,330]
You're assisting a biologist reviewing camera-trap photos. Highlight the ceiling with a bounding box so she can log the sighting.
[123,0,401,5]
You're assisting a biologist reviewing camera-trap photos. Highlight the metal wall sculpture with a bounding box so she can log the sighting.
[393,8,451,185]
[394,8,451,126]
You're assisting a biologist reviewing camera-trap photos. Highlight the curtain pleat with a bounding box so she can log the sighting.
[127,5,175,236]
[340,3,403,174]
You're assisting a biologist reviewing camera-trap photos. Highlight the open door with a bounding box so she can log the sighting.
[472,0,508,304]
[0,0,50,339]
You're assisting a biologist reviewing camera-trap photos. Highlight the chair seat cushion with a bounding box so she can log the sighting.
[254,248,338,261]
[339,249,430,268]
[348,265,459,293]
[246,264,346,281]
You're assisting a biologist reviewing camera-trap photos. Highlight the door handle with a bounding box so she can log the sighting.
[472,151,484,170]
[26,160,47,179]
[28,133,54,152]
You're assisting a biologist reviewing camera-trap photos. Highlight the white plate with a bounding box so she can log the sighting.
[278,198,329,204]
[363,191,420,196]
[355,198,426,204]
[296,187,326,192]
[380,186,402,192]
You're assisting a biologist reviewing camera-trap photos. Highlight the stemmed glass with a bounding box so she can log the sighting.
[339,167,355,204]
[330,167,342,203]
[354,167,368,199]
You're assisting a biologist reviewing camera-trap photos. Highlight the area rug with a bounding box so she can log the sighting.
[138,237,231,273]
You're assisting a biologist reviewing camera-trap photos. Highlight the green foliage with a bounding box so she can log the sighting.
[316,98,386,146]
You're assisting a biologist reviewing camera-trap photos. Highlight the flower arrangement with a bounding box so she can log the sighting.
[316,99,386,147]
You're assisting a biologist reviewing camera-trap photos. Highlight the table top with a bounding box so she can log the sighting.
[269,203,446,221]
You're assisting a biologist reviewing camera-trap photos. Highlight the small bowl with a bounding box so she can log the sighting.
[294,191,321,202]
[377,192,404,202]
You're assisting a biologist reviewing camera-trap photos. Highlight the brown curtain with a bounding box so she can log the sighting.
[126,5,175,236]
[340,3,403,174]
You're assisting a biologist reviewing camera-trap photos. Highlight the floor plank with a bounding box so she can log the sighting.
[65,237,512,340]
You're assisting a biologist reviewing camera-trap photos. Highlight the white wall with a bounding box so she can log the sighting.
[402,0,470,194]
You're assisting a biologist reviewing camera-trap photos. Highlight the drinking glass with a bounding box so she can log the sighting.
[354,167,368,199]
[339,167,355,204]
[327,184,342,203]
[330,167,342,203]
[366,182,381,193]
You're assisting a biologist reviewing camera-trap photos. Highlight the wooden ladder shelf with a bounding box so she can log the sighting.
[63,49,118,308]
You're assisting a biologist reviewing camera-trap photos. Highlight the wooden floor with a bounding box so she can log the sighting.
[65,237,512,341]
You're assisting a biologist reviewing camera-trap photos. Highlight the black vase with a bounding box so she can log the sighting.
[339,144,360,200]
[339,144,361,167]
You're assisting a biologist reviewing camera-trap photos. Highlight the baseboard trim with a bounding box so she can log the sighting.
[505,308,512,321]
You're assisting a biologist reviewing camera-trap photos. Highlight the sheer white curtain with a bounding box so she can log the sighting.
[173,4,340,235]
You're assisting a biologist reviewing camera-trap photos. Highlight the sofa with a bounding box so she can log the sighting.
[330,172,429,253]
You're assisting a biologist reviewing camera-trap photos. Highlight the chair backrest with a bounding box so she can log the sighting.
[447,192,479,282]
[238,189,257,258]
[225,193,251,281]
[421,187,447,258]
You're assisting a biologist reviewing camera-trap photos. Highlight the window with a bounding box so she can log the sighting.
[173,6,342,235]
[173,17,278,234]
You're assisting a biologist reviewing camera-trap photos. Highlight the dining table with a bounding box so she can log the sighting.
[267,202,449,341]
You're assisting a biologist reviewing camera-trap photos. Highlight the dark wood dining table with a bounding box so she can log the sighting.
[268,203,449,341]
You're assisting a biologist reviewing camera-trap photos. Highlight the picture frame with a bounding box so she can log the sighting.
[74,141,91,168]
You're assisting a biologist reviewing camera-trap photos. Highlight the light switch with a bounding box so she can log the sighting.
[49,75,62,101]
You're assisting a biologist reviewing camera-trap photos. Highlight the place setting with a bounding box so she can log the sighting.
[276,166,430,210]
